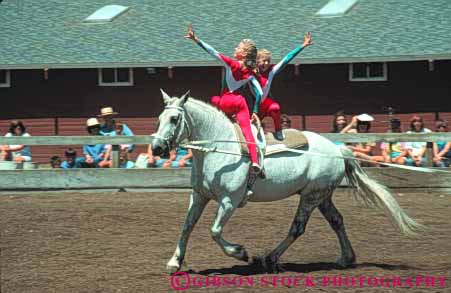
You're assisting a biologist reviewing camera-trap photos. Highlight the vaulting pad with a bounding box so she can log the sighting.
[233,124,308,156]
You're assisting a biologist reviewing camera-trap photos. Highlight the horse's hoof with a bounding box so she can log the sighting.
[167,258,181,274]
[240,249,249,262]
[253,255,282,273]
[229,245,249,262]
[272,263,286,273]
[336,257,356,269]
[167,264,180,274]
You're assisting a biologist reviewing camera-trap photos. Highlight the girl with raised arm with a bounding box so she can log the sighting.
[254,32,312,140]
[185,23,263,173]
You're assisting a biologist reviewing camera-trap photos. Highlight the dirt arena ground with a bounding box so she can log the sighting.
[0,189,450,292]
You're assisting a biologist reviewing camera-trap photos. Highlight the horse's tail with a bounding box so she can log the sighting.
[340,147,425,236]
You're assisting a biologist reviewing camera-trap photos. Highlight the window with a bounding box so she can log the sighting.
[0,70,11,87]
[85,5,130,23]
[98,68,134,86]
[316,0,358,18]
[349,62,387,81]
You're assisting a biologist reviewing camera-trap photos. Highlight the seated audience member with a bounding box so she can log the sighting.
[405,115,432,167]
[98,107,135,153]
[78,118,109,168]
[260,121,269,134]
[161,148,177,168]
[60,148,82,169]
[433,119,451,167]
[341,114,378,165]
[115,123,132,152]
[135,143,169,168]
[119,151,135,169]
[379,118,407,165]
[157,147,193,168]
[170,147,193,168]
[280,114,292,130]
[331,110,348,146]
[50,156,62,168]
[1,120,32,163]
[103,123,132,166]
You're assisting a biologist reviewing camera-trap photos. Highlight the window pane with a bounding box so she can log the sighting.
[117,68,130,82]
[352,63,367,78]
[0,70,6,84]
[101,68,115,83]
[369,63,384,77]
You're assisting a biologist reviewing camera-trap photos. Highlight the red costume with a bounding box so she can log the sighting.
[196,39,263,166]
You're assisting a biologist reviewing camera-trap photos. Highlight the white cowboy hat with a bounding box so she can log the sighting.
[356,113,374,122]
[86,118,100,127]
[98,106,119,117]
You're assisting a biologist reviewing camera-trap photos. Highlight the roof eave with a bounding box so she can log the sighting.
[1,54,450,70]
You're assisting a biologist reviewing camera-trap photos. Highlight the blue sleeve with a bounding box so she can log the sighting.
[272,46,304,74]
[121,124,134,136]
[83,145,89,155]
[249,76,263,113]
[196,39,230,66]
[122,124,135,152]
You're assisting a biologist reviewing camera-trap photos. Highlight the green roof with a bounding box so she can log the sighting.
[1,0,450,69]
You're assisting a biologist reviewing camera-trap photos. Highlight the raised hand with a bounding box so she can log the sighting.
[302,32,313,48]
[184,23,197,42]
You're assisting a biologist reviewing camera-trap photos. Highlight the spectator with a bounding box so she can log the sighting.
[332,110,348,133]
[0,120,32,163]
[114,123,132,152]
[170,147,193,168]
[379,118,408,165]
[60,148,81,169]
[50,155,62,168]
[119,151,135,169]
[341,114,378,165]
[405,115,432,167]
[433,119,451,167]
[280,114,292,129]
[103,123,132,166]
[331,110,348,146]
[135,143,169,168]
[98,107,135,152]
[260,121,269,134]
[78,118,109,168]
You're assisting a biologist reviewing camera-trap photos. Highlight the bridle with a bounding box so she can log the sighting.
[152,105,191,151]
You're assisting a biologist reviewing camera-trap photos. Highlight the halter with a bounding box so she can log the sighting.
[152,104,192,151]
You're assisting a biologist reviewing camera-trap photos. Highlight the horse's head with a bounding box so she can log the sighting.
[152,89,191,156]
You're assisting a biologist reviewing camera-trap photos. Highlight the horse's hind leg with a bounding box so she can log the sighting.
[210,194,249,262]
[261,192,319,272]
[318,197,356,268]
[167,191,209,273]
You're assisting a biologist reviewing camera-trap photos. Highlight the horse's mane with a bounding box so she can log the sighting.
[185,97,232,126]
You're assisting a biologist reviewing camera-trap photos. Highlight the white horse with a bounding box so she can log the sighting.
[151,90,424,273]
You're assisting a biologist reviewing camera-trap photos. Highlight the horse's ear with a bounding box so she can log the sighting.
[160,88,172,105]
[179,90,190,107]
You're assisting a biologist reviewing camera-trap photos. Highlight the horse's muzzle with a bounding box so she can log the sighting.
[151,137,166,156]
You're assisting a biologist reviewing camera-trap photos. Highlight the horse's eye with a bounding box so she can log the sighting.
[170,116,179,124]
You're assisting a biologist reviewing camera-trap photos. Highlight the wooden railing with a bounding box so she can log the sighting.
[0,133,450,191]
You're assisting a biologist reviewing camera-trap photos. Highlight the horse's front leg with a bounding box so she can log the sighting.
[210,193,249,262]
[167,191,209,273]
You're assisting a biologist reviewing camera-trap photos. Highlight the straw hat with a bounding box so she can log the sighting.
[98,106,119,117]
[356,113,374,122]
[86,118,100,127]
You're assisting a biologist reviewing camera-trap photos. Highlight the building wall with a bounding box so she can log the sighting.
[1,60,450,119]
[0,60,450,163]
